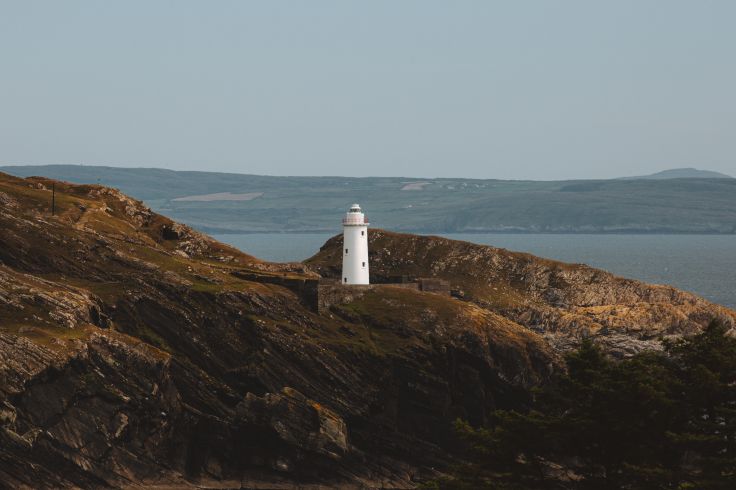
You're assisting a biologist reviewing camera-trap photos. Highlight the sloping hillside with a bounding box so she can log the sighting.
[307,230,736,356]
[0,172,557,488]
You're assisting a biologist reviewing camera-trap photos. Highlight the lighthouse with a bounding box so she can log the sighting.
[341,204,369,285]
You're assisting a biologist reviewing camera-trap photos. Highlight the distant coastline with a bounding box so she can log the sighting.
[3,165,735,236]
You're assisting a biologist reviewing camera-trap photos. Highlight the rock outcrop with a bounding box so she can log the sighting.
[0,172,561,488]
[1,172,733,488]
[307,230,735,357]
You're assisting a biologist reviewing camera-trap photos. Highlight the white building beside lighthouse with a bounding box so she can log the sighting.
[341,204,369,285]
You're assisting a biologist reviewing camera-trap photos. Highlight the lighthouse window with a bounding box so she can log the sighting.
[361,231,364,236]
[362,262,366,267]
[345,248,348,254]
[344,277,347,283]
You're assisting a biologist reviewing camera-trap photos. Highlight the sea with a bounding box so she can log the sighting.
[212,233,736,309]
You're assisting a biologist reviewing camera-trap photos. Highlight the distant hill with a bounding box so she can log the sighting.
[2,164,735,234]
[621,167,733,180]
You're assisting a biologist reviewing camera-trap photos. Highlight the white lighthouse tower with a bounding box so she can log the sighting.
[341,204,369,285]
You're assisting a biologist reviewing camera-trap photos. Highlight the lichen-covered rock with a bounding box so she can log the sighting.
[308,230,735,356]
[0,191,17,209]
[88,186,154,228]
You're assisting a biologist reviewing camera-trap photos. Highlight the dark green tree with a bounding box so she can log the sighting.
[437,321,736,490]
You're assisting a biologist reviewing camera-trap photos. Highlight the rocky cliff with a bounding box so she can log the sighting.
[0,173,558,488]
[307,230,735,357]
[0,172,733,488]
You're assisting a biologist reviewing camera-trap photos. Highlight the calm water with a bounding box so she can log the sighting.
[213,233,736,309]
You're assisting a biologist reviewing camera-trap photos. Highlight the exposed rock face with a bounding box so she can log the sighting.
[2,173,733,488]
[238,387,349,461]
[0,191,17,208]
[0,172,561,488]
[307,230,735,357]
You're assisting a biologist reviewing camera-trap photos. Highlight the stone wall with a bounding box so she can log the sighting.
[417,278,451,295]
[231,271,449,314]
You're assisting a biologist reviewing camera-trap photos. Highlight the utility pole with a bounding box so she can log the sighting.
[51,183,55,216]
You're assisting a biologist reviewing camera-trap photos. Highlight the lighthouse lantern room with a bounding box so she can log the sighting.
[341,204,369,285]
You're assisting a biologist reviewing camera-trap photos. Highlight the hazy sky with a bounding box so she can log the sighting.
[1,1,734,180]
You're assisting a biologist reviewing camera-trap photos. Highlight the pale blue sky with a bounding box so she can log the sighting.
[1,1,734,179]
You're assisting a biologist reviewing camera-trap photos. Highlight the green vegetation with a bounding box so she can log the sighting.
[329,287,462,357]
[3,165,735,234]
[435,321,736,489]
